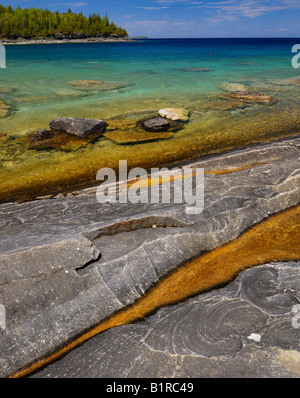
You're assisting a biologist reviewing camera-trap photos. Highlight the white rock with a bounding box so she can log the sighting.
[158,108,189,121]
[247,333,261,342]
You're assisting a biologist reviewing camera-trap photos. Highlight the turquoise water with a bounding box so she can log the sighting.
[1,38,300,201]
[1,38,299,134]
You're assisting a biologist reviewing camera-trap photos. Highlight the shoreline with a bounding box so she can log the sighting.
[0,36,132,45]
[1,133,299,205]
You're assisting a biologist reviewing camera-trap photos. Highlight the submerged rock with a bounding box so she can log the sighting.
[49,117,107,138]
[34,129,53,140]
[222,91,276,103]
[103,115,174,144]
[220,82,248,92]
[26,130,96,151]
[0,100,10,118]
[26,117,108,150]
[106,118,138,131]
[103,130,173,145]
[270,76,300,86]
[158,108,189,122]
[0,86,15,94]
[68,80,129,91]
[205,99,246,111]
[174,67,213,72]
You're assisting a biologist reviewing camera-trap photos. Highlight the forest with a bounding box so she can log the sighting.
[0,5,128,39]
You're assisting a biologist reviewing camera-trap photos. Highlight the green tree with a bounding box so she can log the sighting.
[0,5,128,39]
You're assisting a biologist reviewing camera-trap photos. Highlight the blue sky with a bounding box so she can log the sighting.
[2,0,300,38]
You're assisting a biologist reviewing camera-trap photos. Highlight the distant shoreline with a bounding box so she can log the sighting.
[0,36,131,45]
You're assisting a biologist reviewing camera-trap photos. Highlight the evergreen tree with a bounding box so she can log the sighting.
[0,4,128,39]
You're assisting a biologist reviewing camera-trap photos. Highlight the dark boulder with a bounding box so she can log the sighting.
[49,117,107,138]
[141,117,171,132]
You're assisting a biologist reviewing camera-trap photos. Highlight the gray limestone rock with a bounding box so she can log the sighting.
[32,262,300,378]
[0,135,299,377]
[49,117,107,137]
[141,117,171,132]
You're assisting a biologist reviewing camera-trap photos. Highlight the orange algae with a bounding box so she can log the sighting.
[119,162,267,193]
[10,205,300,378]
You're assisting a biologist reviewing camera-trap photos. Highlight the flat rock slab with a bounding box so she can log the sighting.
[103,130,174,144]
[32,261,300,378]
[0,135,299,377]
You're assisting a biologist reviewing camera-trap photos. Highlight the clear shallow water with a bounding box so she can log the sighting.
[1,38,299,133]
[0,38,300,201]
